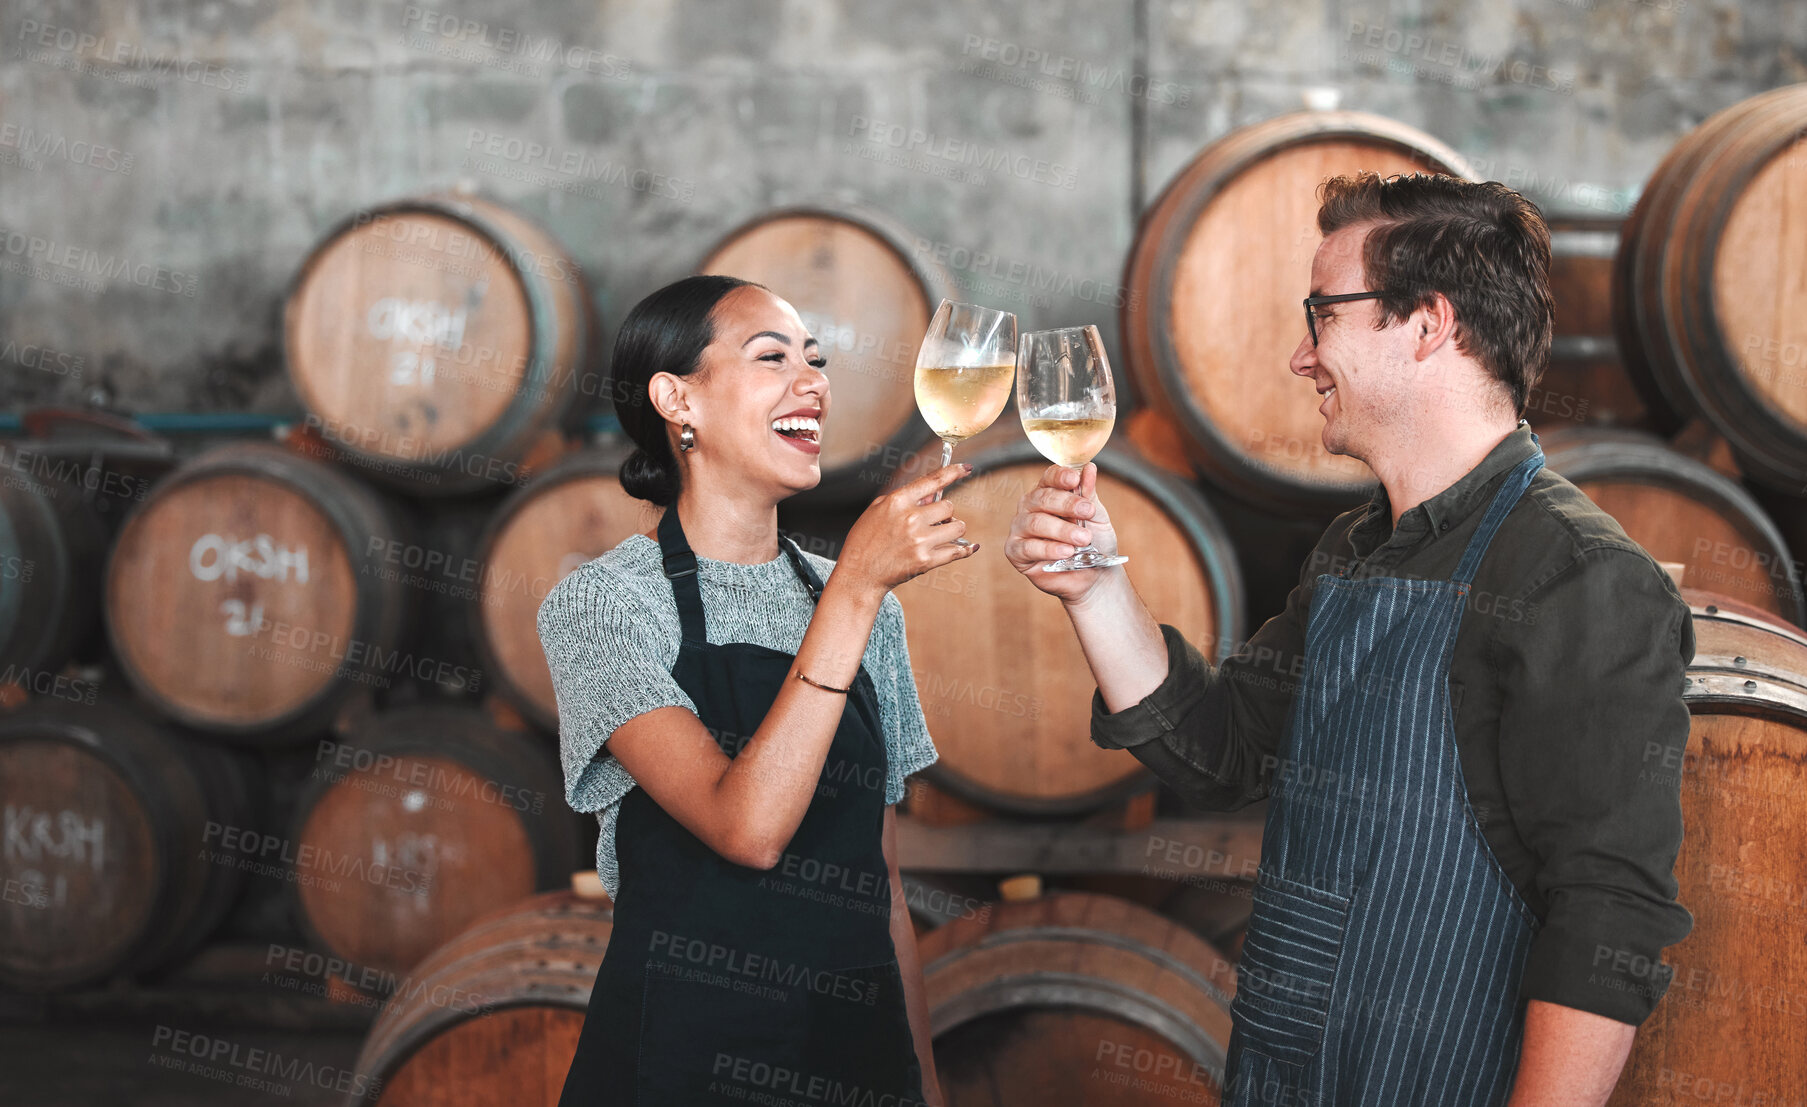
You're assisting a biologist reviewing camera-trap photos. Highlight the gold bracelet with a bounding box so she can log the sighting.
[794,669,852,695]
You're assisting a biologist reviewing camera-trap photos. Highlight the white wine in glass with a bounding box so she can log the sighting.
[1017,324,1127,571]
[1022,416,1115,468]
[916,362,1016,442]
[913,299,1017,546]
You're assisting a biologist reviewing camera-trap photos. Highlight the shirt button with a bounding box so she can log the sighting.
[1439,521,1451,532]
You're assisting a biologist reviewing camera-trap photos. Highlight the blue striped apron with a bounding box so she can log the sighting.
[1224,445,1545,1107]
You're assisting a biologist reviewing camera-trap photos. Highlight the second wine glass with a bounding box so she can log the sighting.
[1016,324,1128,571]
[913,299,1017,547]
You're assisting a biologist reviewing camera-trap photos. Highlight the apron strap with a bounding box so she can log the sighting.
[657,506,708,645]
[657,508,827,644]
[1451,434,1544,587]
[776,533,826,601]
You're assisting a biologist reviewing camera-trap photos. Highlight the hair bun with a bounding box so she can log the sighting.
[620,446,680,507]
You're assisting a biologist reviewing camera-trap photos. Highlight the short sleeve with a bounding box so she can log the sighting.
[872,590,937,805]
[535,562,695,815]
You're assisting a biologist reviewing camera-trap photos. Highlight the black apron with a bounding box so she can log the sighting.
[557,506,924,1106]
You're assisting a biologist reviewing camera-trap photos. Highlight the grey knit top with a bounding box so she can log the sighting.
[536,532,939,900]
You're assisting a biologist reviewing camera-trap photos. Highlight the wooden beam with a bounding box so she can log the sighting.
[897,814,1265,880]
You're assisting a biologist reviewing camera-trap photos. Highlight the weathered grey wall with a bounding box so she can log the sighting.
[1,0,1802,413]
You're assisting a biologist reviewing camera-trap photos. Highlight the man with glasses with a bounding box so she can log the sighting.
[1005,172,1692,1106]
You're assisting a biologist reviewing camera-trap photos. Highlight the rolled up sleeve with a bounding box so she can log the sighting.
[1089,556,1317,811]
[1496,546,1695,1024]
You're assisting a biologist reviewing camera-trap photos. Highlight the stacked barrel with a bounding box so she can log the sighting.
[2,193,592,1021]
[5,84,1806,1105]
[283,193,602,495]
[1599,593,1807,1104]
[1599,84,1807,1104]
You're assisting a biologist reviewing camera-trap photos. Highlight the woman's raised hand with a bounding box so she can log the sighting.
[834,463,979,598]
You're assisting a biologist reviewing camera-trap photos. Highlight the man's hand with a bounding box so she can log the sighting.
[1004,462,1119,604]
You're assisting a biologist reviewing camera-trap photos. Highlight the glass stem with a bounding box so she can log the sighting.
[933,439,954,502]
[1068,465,1099,554]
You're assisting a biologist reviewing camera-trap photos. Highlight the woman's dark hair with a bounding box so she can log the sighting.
[610,274,764,505]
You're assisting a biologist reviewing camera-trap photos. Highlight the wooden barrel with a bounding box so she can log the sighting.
[0,469,108,686]
[1613,84,1807,490]
[886,431,1244,813]
[290,703,576,981]
[1121,406,1200,481]
[697,206,953,504]
[1162,883,1253,966]
[349,889,611,1107]
[1540,427,1804,624]
[284,192,600,496]
[104,442,414,742]
[1606,591,1807,1104]
[920,891,1236,1105]
[0,699,257,991]
[471,442,660,731]
[1533,217,1649,428]
[1122,111,1472,513]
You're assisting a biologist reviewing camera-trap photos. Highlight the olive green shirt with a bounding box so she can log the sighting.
[1091,422,1694,1025]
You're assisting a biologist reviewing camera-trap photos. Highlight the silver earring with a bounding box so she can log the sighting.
[678,423,696,452]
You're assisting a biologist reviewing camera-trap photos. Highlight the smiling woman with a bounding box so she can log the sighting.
[539,275,981,1105]
[696,208,954,505]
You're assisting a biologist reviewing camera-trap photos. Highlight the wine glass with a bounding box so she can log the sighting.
[913,299,1017,546]
[1016,324,1127,572]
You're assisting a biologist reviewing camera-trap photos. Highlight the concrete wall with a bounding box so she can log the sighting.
[1,0,1802,413]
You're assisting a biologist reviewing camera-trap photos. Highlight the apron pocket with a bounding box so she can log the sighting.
[1230,873,1350,1067]
[633,956,922,1105]
[801,958,923,1099]
[635,961,809,1105]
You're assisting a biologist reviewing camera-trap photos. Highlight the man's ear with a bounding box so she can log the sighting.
[1412,292,1459,360]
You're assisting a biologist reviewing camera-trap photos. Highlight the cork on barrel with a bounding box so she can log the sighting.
[104,442,416,742]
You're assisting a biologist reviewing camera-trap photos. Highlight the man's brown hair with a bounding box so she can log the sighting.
[1316,171,1553,417]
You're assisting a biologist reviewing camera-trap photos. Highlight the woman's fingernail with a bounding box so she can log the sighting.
[963,462,974,473]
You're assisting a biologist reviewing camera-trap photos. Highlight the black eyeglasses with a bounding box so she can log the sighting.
[1303,291,1384,346]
